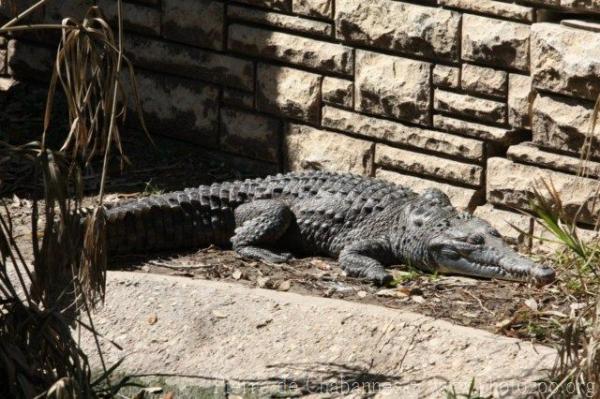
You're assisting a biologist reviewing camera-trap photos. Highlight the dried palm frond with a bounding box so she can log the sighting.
[0,0,150,396]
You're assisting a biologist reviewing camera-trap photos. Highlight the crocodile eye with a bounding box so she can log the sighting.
[467,234,484,245]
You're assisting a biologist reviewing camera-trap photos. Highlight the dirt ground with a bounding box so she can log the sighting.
[3,130,581,349]
[112,247,568,343]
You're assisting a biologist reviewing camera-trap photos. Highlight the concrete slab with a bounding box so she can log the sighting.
[80,271,556,398]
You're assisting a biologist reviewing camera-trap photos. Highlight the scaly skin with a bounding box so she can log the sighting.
[104,171,556,285]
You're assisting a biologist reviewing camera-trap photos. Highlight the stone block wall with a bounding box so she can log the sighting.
[2,0,600,246]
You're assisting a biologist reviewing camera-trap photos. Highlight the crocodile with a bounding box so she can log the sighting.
[103,171,556,285]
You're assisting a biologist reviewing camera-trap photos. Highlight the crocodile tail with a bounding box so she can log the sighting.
[104,185,238,255]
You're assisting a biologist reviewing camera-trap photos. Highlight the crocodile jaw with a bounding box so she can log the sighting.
[433,243,556,285]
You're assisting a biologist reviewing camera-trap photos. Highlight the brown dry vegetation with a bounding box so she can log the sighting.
[0,1,144,397]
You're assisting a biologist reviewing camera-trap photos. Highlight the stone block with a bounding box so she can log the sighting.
[163,0,224,50]
[487,158,600,226]
[235,0,292,11]
[322,78,352,109]
[222,89,254,109]
[256,64,322,124]
[375,145,483,187]
[531,92,600,159]
[434,89,506,125]
[507,142,600,178]
[508,74,532,130]
[355,50,431,125]
[433,115,519,145]
[97,0,161,36]
[335,0,461,62]
[461,64,507,99]
[438,0,534,23]
[553,0,600,12]
[227,5,333,37]
[228,24,352,75]
[322,106,484,161]
[462,14,530,72]
[123,34,254,91]
[130,71,219,146]
[293,0,333,19]
[376,169,478,210]
[284,124,374,175]
[561,19,600,33]
[7,40,54,80]
[433,65,460,89]
[531,23,600,101]
[220,108,281,163]
[473,204,533,244]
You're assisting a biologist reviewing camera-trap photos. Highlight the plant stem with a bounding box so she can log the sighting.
[98,0,123,204]
[0,0,48,30]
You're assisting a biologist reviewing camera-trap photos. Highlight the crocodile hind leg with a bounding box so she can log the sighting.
[232,200,294,263]
[339,239,395,285]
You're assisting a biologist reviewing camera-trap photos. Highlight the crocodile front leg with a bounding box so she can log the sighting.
[339,239,394,285]
[232,200,294,263]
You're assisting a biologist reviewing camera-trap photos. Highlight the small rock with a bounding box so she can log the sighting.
[311,259,331,270]
[257,277,270,288]
[147,313,158,325]
[495,318,514,329]
[411,295,425,304]
[357,290,368,298]
[212,310,227,319]
[141,265,150,273]
[278,280,291,291]
[330,283,354,295]
[524,298,538,311]
[161,393,175,399]
[232,269,242,280]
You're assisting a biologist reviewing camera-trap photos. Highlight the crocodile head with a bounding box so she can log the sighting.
[427,212,555,285]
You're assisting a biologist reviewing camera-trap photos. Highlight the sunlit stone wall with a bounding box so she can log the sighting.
[2,0,600,246]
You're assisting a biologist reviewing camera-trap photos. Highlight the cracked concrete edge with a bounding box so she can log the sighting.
[80,271,557,398]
